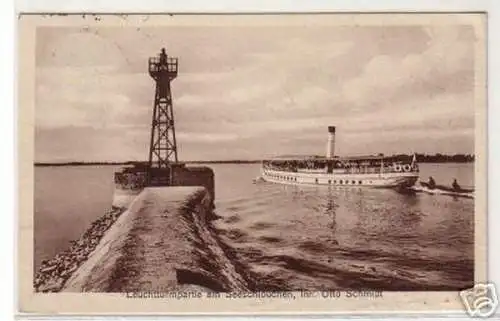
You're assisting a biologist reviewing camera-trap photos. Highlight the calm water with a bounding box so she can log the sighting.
[34,165,120,271]
[34,163,474,290]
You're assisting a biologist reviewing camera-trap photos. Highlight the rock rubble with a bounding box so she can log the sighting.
[34,206,126,292]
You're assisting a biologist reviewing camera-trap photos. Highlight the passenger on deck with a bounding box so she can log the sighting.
[452,178,461,191]
[428,176,436,189]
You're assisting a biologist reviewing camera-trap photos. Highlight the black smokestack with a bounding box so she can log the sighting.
[326,126,336,158]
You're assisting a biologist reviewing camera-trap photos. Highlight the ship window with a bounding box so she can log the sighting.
[334,180,337,184]
[328,180,331,184]
[339,180,343,184]
[294,177,297,181]
[315,178,318,184]
[358,180,362,184]
[352,180,356,184]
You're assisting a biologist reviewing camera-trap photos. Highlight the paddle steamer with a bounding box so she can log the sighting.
[261,126,419,188]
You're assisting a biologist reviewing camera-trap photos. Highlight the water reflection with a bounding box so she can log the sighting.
[324,190,339,246]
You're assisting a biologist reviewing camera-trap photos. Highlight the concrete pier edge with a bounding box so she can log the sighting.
[62,186,248,292]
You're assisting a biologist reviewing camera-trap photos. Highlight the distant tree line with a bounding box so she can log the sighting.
[34,161,124,166]
[34,160,262,166]
[34,153,474,166]
[393,153,475,163]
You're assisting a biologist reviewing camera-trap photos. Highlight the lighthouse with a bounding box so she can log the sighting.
[147,48,179,185]
[326,126,336,158]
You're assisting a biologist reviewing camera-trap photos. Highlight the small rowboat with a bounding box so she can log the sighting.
[413,181,474,199]
[419,182,474,194]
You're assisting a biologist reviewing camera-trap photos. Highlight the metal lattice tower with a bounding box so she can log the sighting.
[147,48,179,181]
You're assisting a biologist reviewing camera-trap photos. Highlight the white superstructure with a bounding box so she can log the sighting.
[261,167,418,188]
[261,127,419,189]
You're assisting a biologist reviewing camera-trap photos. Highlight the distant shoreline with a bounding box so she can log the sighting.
[34,160,262,166]
[34,156,475,167]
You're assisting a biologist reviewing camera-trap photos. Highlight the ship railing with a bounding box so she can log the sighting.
[264,166,418,175]
[297,168,327,173]
[263,162,418,174]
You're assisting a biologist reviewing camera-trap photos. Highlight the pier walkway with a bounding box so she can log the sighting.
[63,187,248,292]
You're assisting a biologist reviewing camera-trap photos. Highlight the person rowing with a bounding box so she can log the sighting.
[428,176,436,189]
[452,178,461,191]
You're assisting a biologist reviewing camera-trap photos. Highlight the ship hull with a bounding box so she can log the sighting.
[261,168,418,188]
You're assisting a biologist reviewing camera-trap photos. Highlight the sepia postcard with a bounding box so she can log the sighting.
[18,13,489,316]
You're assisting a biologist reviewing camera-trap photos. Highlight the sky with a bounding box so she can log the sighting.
[35,21,478,162]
